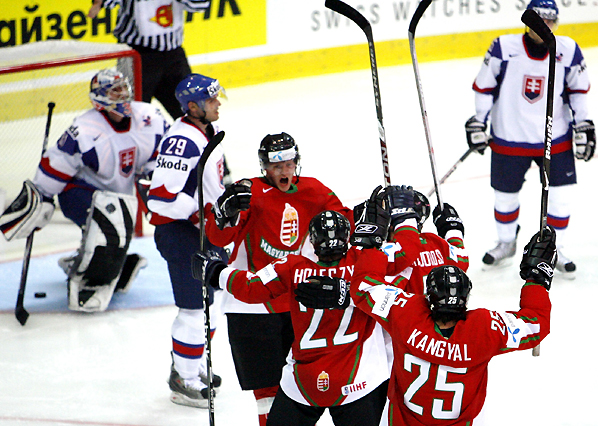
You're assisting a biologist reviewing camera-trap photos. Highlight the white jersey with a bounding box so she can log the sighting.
[34,101,168,198]
[473,34,590,156]
[147,117,225,225]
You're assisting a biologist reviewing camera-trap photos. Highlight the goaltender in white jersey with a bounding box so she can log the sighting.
[0,68,169,312]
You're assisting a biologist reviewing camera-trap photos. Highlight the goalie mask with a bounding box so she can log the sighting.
[175,73,226,114]
[258,132,301,173]
[526,0,559,21]
[309,210,350,261]
[426,265,471,323]
[89,69,133,118]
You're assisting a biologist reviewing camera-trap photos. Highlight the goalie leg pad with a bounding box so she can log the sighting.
[0,180,54,241]
[115,254,148,293]
[68,190,137,312]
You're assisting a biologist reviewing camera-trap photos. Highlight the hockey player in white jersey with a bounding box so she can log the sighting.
[465,0,594,277]
[0,68,169,311]
[147,73,228,408]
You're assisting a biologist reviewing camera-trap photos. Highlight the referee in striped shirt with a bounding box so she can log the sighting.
[88,0,210,121]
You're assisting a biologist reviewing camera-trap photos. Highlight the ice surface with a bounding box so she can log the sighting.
[1,47,597,426]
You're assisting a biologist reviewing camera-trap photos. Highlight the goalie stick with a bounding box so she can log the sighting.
[15,101,55,326]
[325,0,391,187]
[196,130,225,425]
[521,8,556,358]
[409,0,443,209]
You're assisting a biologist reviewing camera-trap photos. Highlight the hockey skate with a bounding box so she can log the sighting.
[168,365,213,408]
[556,248,576,280]
[482,240,517,267]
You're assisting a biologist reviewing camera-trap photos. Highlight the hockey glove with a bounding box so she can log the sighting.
[520,226,557,290]
[294,276,350,310]
[350,185,390,249]
[465,115,489,155]
[573,120,596,161]
[212,179,252,230]
[432,203,464,238]
[191,250,228,289]
[385,185,419,228]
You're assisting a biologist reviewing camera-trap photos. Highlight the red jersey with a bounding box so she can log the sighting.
[350,248,551,426]
[219,248,389,406]
[205,176,352,314]
[383,225,469,295]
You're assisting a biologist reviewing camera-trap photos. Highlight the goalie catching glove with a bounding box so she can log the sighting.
[191,250,228,289]
[465,115,489,154]
[519,226,557,290]
[350,185,390,249]
[0,180,54,241]
[212,179,252,230]
[573,120,596,161]
[294,276,350,310]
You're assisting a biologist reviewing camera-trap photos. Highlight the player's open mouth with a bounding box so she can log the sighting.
[280,177,289,185]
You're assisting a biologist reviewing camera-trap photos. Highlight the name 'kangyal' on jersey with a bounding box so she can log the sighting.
[407,328,472,362]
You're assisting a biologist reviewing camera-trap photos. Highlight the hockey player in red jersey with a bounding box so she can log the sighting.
[382,186,469,295]
[296,189,555,426]
[196,210,391,426]
[204,132,353,425]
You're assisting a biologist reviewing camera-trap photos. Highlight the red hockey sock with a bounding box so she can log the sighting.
[253,386,279,426]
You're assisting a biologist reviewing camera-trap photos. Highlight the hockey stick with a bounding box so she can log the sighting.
[15,101,55,326]
[325,0,391,186]
[521,9,556,358]
[408,0,443,209]
[196,130,225,425]
[426,146,477,198]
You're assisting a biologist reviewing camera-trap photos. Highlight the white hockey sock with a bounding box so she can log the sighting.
[494,190,520,242]
[171,308,205,380]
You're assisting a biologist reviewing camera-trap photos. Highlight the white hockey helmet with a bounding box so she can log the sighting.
[89,69,133,118]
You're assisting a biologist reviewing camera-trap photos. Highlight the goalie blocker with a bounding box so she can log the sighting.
[0,180,54,241]
[64,191,145,312]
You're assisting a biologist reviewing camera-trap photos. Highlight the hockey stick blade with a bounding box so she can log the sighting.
[325,0,370,31]
[408,0,432,36]
[325,0,391,186]
[521,9,556,47]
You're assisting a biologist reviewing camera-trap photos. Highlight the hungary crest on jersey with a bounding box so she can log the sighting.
[280,203,299,247]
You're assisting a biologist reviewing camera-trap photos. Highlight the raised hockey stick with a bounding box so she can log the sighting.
[325,0,391,186]
[521,9,556,358]
[196,130,225,425]
[409,0,444,209]
[15,101,55,326]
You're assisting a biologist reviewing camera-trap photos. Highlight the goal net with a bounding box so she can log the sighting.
[0,40,142,209]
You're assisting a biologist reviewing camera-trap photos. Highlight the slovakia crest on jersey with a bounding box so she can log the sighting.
[119,147,136,177]
[522,75,545,104]
[280,203,299,247]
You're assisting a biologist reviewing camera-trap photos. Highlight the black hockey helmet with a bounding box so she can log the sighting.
[309,210,351,261]
[258,132,301,172]
[425,265,471,323]
[414,190,431,231]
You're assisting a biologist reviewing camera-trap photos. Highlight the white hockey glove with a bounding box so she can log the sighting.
[465,115,489,155]
[0,180,55,241]
[573,120,596,161]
